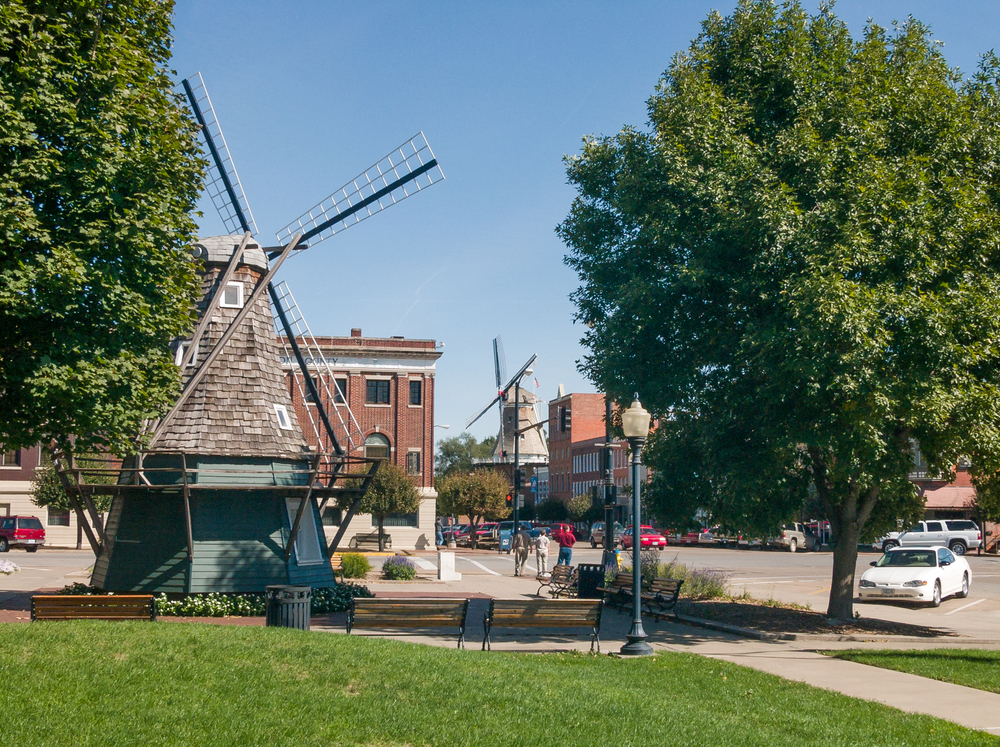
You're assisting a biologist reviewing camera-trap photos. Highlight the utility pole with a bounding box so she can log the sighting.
[512,378,521,535]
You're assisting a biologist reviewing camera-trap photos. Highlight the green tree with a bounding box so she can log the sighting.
[436,470,509,549]
[350,462,420,552]
[567,494,593,522]
[434,433,496,480]
[536,498,568,523]
[0,1,203,455]
[559,1,1000,619]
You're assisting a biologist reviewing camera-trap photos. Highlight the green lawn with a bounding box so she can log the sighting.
[825,649,1000,695]
[0,623,994,746]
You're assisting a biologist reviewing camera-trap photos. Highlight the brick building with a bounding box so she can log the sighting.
[283,329,442,549]
[0,445,86,548]
[547,391,636,507]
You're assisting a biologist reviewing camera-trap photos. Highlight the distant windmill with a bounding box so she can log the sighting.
[54,72,443,593]
[466,338,548,466]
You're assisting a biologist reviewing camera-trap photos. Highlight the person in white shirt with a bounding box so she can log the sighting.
[534,530,551,575]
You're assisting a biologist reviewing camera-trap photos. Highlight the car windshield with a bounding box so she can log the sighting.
[18,518,42,530]
[876,550,936,568]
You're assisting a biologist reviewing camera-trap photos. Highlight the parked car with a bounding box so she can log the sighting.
[620,525,668,550]
[769,522,817,553]
[590,521,624,548]
[875,520,982,555]
[858,546,971,607]
[0,515,45,552]
[442,524,468,543]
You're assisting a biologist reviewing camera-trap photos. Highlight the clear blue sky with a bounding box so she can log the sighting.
[168,1,1000,446]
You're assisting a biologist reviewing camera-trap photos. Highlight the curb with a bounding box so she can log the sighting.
[672,613,1000,644]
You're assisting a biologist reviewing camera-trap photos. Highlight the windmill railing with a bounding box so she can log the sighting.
[55,450,383,495]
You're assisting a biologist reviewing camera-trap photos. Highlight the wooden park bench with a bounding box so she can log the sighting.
[347,597,470,648]
[643,578,683,621]
[31,595,156,622]
[330,554,344,583]
[598,573,684,621]
[536,564,577,598]
[482,598,604,652]
[349,532,391,551]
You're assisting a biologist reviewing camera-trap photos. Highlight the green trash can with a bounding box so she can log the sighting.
[265,585,311,630]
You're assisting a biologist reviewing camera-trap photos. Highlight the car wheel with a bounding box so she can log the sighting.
[959,573,969,599]
[0,537,7,552]
[789,538,797,553]
[882,540,898,551]
[949,540,967,556]
[930,580,942,608]
[26,546,38,553]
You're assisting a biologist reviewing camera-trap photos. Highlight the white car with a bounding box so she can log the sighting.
[858,546,971,607]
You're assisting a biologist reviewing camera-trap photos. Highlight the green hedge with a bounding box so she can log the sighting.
[56,582,374,616]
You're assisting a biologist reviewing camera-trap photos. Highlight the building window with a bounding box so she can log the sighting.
[274,404,293,430]
[334,378,347,404]
[406,450,421,475]
[375,511,419,528]
[322,506,342,526]
[219,282,244,308]
[366,379,390,404]
[0,447,19,467]
[409,379,422,406]
[47,508,70,527]
[365,433,390,459]
[174,340,198,368]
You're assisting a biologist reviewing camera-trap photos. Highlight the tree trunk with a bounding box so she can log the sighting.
[76,518,82,551]
[469,519,479,550]
[827,516,861,620]
[378,516,386,552]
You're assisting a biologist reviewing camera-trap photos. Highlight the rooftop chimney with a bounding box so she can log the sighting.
[351,328,362,337]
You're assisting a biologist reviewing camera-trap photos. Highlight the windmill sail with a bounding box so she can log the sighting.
[275,132,444,248]
[182,73,258,236]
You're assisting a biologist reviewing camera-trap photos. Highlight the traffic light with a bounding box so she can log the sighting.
[605,485,618,507]
[514,468,522,491]
[505,493,513,509]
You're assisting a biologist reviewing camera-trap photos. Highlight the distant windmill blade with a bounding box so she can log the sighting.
[466,394,501,430]
[493,336,507,391]
[275,132,444,249]
[182,72,259,236]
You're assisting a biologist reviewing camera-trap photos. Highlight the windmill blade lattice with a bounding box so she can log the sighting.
[275,132,443,248]
[182,72,259,236]
[271,281,364,456]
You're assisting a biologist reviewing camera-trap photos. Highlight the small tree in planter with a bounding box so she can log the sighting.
[352,462,421,552]
[437,470,510,549]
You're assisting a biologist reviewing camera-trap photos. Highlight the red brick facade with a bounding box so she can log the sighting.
[282,330,441,491]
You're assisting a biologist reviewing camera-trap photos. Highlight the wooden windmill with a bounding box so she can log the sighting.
[55,72,443,593]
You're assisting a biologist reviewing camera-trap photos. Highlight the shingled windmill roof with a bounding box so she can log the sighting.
[153,236,311,458]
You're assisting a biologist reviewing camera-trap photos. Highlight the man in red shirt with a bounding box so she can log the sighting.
[553,524,576,565]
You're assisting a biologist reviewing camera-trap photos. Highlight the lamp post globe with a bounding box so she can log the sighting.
[620,397,654,657]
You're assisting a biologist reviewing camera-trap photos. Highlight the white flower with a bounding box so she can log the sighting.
[0,559,20,575]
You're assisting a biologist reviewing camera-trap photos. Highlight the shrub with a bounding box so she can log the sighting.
[382,555,417,580]
[341,553,371,579]
[659,554,730,599]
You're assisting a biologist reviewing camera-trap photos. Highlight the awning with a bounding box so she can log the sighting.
[920,485,976,509]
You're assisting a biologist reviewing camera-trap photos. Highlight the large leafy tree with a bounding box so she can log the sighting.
[558,1,1000,618]
[0,1,203,455]
[434,433,497,481]
[347,462,421,552]
[436,470,510,549]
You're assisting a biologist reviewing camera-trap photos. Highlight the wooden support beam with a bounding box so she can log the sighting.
[181,453,194,562]
[327,460,381,554]
[285,456,321,562]
[150,233,302,446]
[53,457,100,556]
[68,453,108,546]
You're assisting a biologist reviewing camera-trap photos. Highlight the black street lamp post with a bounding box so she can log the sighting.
[620,397,653,657]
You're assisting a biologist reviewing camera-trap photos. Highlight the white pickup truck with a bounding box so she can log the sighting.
[876,520,982,556]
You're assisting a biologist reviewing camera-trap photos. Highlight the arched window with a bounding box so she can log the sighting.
[365,433,390,460]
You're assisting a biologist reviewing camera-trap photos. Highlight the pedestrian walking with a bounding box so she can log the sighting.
[553,524,576,565]
[534,529,550,575]
[435,518,444,548]
[512,526,532,576]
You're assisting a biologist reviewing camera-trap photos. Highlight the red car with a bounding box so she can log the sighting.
[620,525,667,550]
[0,515,45,552]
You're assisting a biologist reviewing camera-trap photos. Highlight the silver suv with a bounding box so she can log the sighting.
[876,520,982,556]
